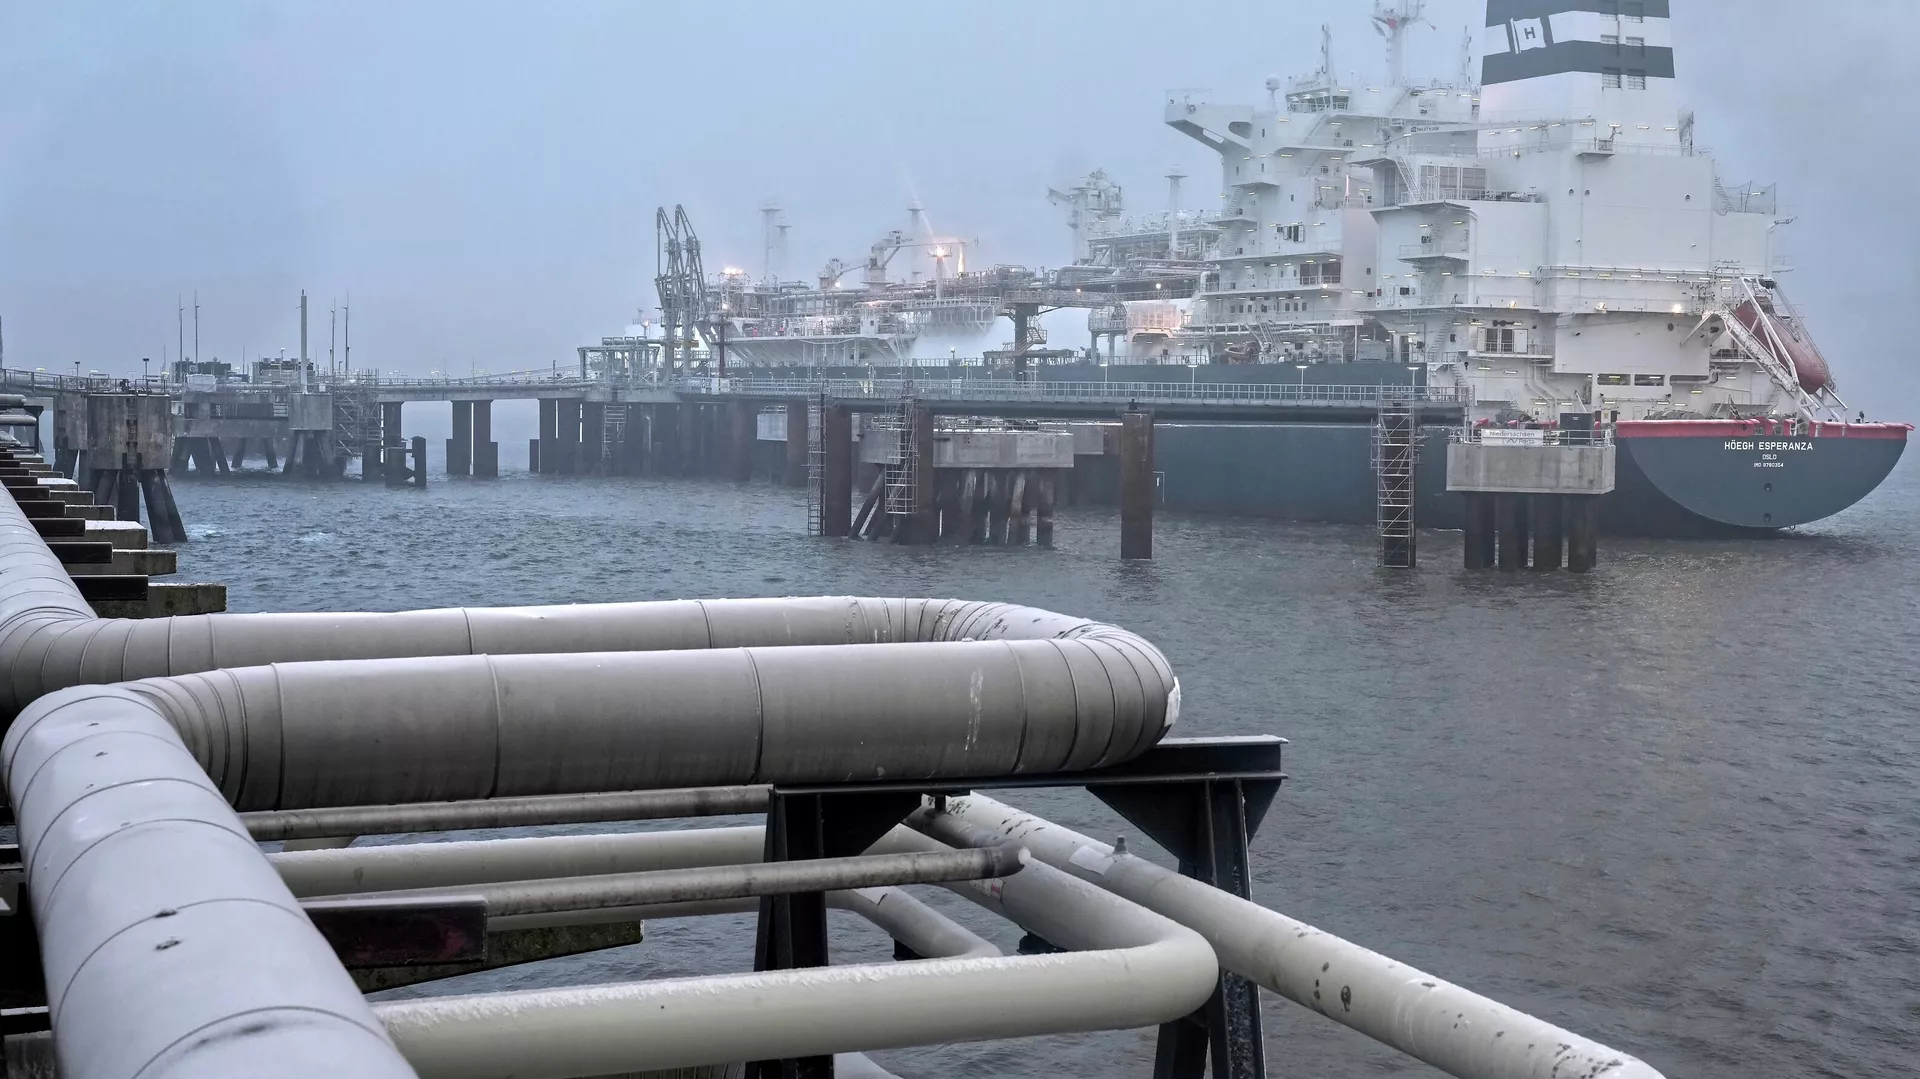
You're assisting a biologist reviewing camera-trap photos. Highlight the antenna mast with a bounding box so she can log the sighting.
[1166,165,1186,258]
[759,199,785,283]
[1371,0,1427,87]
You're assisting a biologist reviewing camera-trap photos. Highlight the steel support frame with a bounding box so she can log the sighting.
[747,737,1285,1079]
[749,788,923,1079]
[1097,777,1278,1079]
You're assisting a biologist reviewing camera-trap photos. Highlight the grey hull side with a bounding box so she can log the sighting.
[1066,423,1904,538]
[1608,432,1907,537]
[1073,423,1461,530]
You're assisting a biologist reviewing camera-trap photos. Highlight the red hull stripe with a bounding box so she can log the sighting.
[1616,420,1912,441]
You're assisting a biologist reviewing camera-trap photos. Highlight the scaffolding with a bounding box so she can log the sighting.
[1373,398,1419,568]
[330,386,377,470]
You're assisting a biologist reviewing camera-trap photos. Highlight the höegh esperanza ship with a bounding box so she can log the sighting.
[1065,0,1906,536]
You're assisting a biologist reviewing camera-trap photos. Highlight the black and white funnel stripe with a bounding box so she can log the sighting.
[1482,1,1675,85]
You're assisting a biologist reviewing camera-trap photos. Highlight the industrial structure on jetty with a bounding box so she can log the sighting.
[12,0,1906,565]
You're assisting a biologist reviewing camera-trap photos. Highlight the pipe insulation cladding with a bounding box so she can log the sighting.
[0,587,1178,1079]
[22,638,1172,812]
[0,491,1174,723]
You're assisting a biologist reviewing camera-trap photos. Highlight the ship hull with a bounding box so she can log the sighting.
[1606,421,1909,537]
[1069,420,1907,538]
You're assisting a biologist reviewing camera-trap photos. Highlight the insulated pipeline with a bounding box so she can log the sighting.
[1,581,1180,1079]
[934,795,1668,1079]
[103,643,1169,811]
[0,687,415,1079]
[0,490,1173,728]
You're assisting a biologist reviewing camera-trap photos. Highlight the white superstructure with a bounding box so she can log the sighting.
[1114,0,1849,422]
[707,210,999,367]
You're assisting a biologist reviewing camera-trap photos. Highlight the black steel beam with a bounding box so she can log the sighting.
[301,895,489,969]
[771,736,1286,799]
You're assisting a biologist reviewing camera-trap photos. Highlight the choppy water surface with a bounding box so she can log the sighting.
[168,458,1920,1079]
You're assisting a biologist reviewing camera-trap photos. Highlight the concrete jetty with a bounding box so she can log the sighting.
[6,363,1471,561]
[1448,422,1616,572]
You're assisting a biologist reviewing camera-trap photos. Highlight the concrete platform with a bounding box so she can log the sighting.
[64,549,178,577]
[1446,441,1616,494]
[84,520,149,549]
[859,427,1075,469]
[90,582,225,618]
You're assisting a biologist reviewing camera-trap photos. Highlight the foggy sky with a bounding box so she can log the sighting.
[1,0,1913,416]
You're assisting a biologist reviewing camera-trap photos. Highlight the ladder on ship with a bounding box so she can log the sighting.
[805,397,825,536]
[1373,397,1419,568]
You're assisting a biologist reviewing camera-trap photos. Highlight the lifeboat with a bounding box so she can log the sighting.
[1732,298,1831,394]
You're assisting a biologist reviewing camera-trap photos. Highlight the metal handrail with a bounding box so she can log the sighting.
[1451,426,1614,446]
[0,365,1468,407]
[678,377,1467,406]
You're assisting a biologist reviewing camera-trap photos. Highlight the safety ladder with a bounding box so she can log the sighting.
[1372,398,1419,568]
[602,404,628,469]
[879,398,920,521]
[805,397,825,536]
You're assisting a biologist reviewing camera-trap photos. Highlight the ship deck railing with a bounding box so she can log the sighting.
[1451,425,1615,446]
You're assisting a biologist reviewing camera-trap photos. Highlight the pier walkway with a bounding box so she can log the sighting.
[1,366,1465,420]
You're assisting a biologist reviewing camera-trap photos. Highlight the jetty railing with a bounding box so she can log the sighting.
[679,376,1470,408]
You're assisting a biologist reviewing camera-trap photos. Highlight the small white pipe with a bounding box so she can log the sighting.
[242,785,772,841]
[480,889,1001,961]
[373,832,1216,1079]
[275,825,1000,961]
[325,847,1027,918]
[332,829,1002,961]
[941,795,1666,1079]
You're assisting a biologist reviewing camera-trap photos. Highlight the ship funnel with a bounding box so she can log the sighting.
[1481,0,1678,129]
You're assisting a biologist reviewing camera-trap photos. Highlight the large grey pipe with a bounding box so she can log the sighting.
[0,490,1171,719]
[48,639,1167,810]
[2,616,1176,1079]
